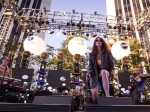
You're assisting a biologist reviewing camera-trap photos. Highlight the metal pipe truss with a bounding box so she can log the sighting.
[15,8,137,35]
[0,0,138,37]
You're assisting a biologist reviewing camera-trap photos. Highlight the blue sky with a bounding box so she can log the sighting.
[44,0,106,51]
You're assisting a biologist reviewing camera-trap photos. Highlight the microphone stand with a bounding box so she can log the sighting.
[0,66,8,94]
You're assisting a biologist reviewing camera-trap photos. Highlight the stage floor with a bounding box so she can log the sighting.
[0,103,150,112]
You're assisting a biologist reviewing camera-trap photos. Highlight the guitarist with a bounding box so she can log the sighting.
[128,67,145,104]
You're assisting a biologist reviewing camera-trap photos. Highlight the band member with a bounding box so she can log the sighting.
[128,67,145,104]
[86,37,118,104]
[0,56,12,78]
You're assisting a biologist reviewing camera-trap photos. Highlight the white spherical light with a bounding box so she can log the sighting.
[68,37,87,55]
[23,36,45,55]
[111,41,130,60]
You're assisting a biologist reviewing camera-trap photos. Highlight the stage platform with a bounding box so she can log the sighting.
[0,103,150,112]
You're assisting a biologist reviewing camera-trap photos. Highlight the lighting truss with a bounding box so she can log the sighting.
[15,8,137,35]
[0,0,138,36]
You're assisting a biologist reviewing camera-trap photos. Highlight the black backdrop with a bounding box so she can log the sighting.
[47,70,70,89]
[12,68,34,89]
[118,72,133,90]
[12,69,70,90]
[12,69,133,91]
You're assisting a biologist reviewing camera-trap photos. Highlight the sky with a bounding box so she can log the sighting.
[44,0,106,51]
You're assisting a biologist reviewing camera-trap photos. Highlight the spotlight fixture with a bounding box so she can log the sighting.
[122,26,126,30]
[62,32,67,35]
[72,23,75,26]
[66,22,70,26]
[81,32,84,36]
[131,27,135,31]
[127,27,131,31]
[37,29,40,33]
[19,18,24,23]
[108,25,112,29]
[90,33,94,37]
[50,31,54,34]
[124,36,128,39]
[103,35,107,38]
[86,33,89,37]
[45,21,49,24]
[113,26,117,29]
[67,32,70,35]
[93,34,97,37]
[91,33,97,37]
[77,24,81,28]
[92,25,95,28]
[81,24,85,27]
[76,32,80,36]
[47,30,51,34]
[72,32,75,36]
[26,29,30,33]
[86,24,90,27]
[42,30,46,34]
[31,29,35,33]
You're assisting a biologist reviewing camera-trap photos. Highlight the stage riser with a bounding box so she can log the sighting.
[0,103,150,112]
[0,104,71,112]
[85,106,150,112]
[98,97,133,105]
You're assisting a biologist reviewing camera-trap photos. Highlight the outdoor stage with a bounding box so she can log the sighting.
[0,69,150,112]
[0,96,150,112]
[0,103,150,112]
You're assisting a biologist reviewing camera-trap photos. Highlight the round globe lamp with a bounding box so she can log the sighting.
[111,41,130,60]
[68,37,87,55]
[23,36,45,55]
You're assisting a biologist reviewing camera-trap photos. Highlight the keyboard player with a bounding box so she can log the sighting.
[0,56,12,84]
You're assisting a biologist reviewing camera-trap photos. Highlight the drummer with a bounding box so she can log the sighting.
[0,56,12,82]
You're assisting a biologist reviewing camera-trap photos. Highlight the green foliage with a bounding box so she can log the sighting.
[128,38,146,68]
[108,37,147,72]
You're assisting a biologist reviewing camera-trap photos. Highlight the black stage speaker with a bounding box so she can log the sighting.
[12,68,34,89]
[47,70,70,89]
[33,96,77,112]
[98,97,133,105]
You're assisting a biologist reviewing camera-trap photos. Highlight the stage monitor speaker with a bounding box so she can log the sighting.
[98,97,133,105]
[32,96,77,112]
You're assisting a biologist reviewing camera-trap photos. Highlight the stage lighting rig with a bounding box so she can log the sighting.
[16,8,109,34]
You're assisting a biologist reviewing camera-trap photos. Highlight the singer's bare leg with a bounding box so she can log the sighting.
[90,78,99,101]
[100,69,110,97]
[91,86,99,100]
